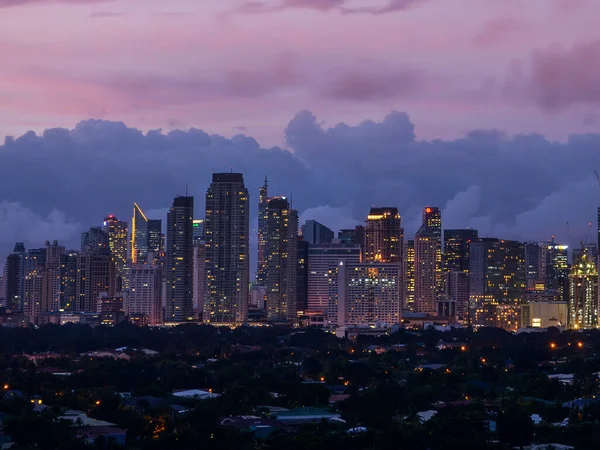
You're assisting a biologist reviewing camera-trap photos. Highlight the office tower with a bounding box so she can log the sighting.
[193,243,205,316]
[165,196,194,323]
[414,207,442,314]
[404,239,415,310]
[302,220,334,245]
[568,250,598,329]
[103,215,128,290]
[97,292,124,313]
[447,270,469,320]
[334,261,402,326]
[59,251,78,311]
[257,176,269,285]
[76,252,116,312]
[444,229,478,273]
[3,243,25,310]
[307,244,361,313]
[81,227,109,253]
[265,197,299,321]
[524,242,546,287]
[204,173,250,324]
[193,219,205,245]
[545,239,569,302]
[365,207,403,263]
[130,203,162,265]
[44,240,65,312]
[128,263,163,325]
[297,237,309,314]
[250,285,267,310]
[338,226,365,246]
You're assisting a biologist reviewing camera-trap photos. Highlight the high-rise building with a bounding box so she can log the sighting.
[404,239,415,310]
[3,243,25,311]
[81,227,109,253]
[128,263,163,325]
[365,207,403,263]
[257,176,269,285]
[103,215,128,290]
[44,240,65,313]
[59,251,78,311]
[447,270,469,320]
[192,219,205,245]
[334,261,402,326]
[22,248,47,322]
[307,244,361,313]
[76,252,115,312]
[265,197,298,321]
[444,229,478,273]
[524,242,546,287]
[414,207,442,314]
[302,220,334,245]
[193,243,205,317]
[297,237,309,314]
[165,196,194,323]
[130,203,162,266]
[204,173,250,324]
[338,226,365,259]
[568,250,598,329]
[544,239,569,303]
[572,243,598,266]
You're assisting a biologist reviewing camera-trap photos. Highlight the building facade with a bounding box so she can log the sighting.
[568,251,598,329]
[414,207,442,314]
[257,176,269,286]
[128,264,163,325]
[364,207,403,263]
[301,220,334,246]
[204,173,250,324]
[130,202,162,266]
[103,215,128,290]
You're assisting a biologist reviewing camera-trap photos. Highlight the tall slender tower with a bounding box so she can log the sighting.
[103,215,128,290]
[364,207,403,263]
[257,176,269,285]
[414,207,442,314]
[165,196,194,322]
[130,203,162,266]
[204,173,250,324]
[265,197,298,321]
[568,249,598,329]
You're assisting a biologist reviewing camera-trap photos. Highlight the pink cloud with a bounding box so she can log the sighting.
[235,0,431,14]
[0,0,112,7]
[473,18,525,47]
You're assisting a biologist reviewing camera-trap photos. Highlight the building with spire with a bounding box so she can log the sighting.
[204,173,250,324]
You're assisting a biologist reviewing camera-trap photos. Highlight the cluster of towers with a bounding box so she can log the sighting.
[1,173,599,331]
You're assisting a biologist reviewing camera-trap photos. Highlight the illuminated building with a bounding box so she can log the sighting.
[469,238,526,329]
[568,250,598,329]
[103,215,128,290]
[257,176,269,285]
[193,243,205,317]
[524,242,545,287]
[572,243,598,266]
[97,292,124,313]
[204,173,250,324]
[265,197,299,321]
[403,239,415,310]
[128,263,163,325]
[130,203,162,266]
[334,261,402,325]
[22,248,47,323]
[59,251,78,311]
[192,219,204,245]
[365,207,403,263]
[444,229,477,273]
[297,237,309,314]
[307,244,361,313]
[81,227,109,253]
[302,220,334,245]
[544,239,569,303]
[44,240,65,312]
[3,243,25,311]
[414,207,442,314]
[165,196,194,323]
[521,300,567,329]
[76,252,116,312]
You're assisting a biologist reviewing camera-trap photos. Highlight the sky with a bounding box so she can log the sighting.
[2,0,600,267]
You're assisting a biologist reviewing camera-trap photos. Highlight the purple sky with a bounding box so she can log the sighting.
[1,0,600,146]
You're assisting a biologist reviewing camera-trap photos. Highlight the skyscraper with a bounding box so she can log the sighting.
[204,173,250,324]
[129,263,163,325]
[364,207,403,263]
[76,252,115,312]
[130,203,162,266]
[301,220,334,245]
[103,215,128,290]
[257,176,269,285]
[523,242,546,287]
[192,219,205,245]
[568,250,598,329]
[545,239,569,303]
[165,196,194,322]
[59,251,78,311]
[3,243,25,311]
[444,229,478,273]
[193,243,205,317]
[265,197,299,321]
[404,239,415,310]
[45,240,65,313]
[414,207,442,314]
[22,248,46,322]
[297,237,309,314]
[81,227,109,253]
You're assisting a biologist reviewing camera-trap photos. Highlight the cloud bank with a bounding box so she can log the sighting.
[1,111,599,268]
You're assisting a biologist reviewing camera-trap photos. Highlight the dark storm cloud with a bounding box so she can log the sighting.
[1,111,600,264]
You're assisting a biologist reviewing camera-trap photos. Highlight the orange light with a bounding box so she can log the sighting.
[481,358,486,363]
[95,400,101,405]
[425,207,432,213]
[3,384,8,390]
[550,342,556,349]
[578,342,584,348]
[460,346,466,351]
[320,377,325,382]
